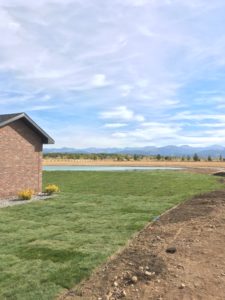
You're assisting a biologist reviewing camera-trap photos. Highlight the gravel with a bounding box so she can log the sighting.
[0,193,54,208]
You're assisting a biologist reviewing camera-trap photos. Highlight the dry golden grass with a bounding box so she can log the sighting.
[43,158,225,169]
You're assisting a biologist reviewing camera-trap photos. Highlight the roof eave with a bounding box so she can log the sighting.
[22,113,55,145]
[0,113,55,145]
[44,137,55,145]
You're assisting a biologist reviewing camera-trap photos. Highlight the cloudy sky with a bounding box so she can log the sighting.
[1,0,225,148]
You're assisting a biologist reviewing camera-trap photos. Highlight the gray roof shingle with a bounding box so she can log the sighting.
[0,112,54,144]
[0,113,23,124]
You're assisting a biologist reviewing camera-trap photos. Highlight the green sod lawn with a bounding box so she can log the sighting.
[0,171,223,300]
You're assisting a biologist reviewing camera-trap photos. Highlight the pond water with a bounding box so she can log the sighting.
[43,165,184,171]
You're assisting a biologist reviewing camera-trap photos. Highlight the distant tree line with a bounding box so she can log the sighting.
[43,152,225,162]
[43,152,144,161]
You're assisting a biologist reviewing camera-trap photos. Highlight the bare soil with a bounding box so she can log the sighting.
[59,190,225,300]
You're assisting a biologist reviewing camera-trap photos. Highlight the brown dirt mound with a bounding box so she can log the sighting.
[213,172,225,177]
[59,190,225,300]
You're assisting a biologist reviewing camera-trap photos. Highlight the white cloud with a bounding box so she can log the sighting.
[44,115,225,148]
[119,84,133,97]
[171,112,225,122]
[91,74,109,88]
[117,0,152,7]
[104,123,128,128]
[100,106,145,122]
[49,125,127,148]
[112,122,180,140]
[0,0,223,104]
[27,105,58,111]
[1,0,225,148]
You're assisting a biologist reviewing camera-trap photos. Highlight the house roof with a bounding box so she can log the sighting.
[0,113,54,144]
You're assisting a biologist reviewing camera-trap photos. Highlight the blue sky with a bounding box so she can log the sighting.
[1,0,225,148]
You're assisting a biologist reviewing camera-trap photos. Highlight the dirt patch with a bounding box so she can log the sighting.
[59,190,225,300]
[159,191,225,224]
[213,171,225,177]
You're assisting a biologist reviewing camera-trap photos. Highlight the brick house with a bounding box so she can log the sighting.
[0,113,54,199]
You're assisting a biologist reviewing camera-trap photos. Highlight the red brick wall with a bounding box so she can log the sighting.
[0,119,43,199]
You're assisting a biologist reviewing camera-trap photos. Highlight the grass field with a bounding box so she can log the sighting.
[0,171,223,300]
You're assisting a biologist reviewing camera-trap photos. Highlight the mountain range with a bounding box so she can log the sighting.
[44,145,225,158]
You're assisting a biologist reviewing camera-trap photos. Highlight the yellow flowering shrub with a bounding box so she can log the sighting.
[18,189,34,200]
[44,184,60,195]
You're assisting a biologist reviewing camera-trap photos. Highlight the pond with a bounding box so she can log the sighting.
[43,165,184,171]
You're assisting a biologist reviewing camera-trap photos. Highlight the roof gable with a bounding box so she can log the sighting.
[0,113,54,144]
